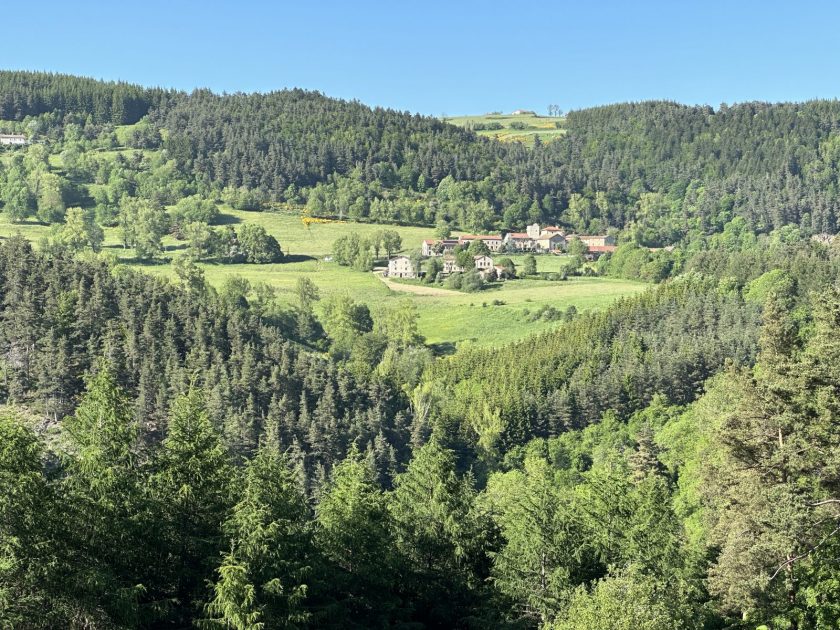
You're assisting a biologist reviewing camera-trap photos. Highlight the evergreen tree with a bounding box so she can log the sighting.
[149,386,234,625]
[203,446,312,629]
[315,449,400,626]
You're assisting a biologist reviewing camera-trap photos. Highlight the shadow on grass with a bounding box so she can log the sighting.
[283,254,318,264]
[429,341,458,356]
[213,213,242,226]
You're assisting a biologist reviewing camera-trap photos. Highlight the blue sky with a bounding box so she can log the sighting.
[1,0,838,116]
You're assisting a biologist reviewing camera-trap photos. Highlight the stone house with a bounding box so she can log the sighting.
[578,234,616,247]
[458,234,503,252]
[535,232,566,252]
[503,232,536,251]
[422,238,459,257]
[388,255,417,278]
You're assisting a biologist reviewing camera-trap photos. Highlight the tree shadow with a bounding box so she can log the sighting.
[213,213,242,226]
[283,254,317,264]
[429,341,458,356]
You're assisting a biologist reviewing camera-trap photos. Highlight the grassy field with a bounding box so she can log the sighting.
[0,207,646,349]
[443,113,566,145]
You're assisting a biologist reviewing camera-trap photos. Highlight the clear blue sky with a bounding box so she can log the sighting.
[2,0,838,116]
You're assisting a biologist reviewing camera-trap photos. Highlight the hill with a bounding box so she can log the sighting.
[443,111,566,145]
[5,72,840,240]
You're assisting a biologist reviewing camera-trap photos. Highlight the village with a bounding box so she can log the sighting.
[386,222,617,280]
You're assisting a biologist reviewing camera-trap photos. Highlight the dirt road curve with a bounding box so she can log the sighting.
[375,272,458,297]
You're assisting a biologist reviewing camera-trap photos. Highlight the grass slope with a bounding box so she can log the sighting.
[443,112,566,145]
[0,193,645,351]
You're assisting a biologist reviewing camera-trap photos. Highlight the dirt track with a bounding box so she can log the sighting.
[375,272,458,297]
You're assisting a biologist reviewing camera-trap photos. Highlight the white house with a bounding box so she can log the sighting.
[442,256,463,275]
[473,255,494,271]
[0,134,27,146]
[387,255,417,278]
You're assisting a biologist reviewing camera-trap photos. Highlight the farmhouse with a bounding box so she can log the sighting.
[585,244,618,260]
[473,254,494,271]
[503,232,536,251]
[535,232,566,252]
[442,256,463,275]
[422,238,459,257]
[578,234,616,247]
[458,234,503,252]
[0,134,27,146]
[387,255,418,278]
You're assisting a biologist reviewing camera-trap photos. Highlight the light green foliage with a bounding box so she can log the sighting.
[34,171,67,224]
[172,194,219,226]
[377,298,424,349]
[522,253,537,276]
[321,293,373,355]
[56,207,103,252]
[552,566,688,630]
[482,455,587,624]
[744,269,794,303]
[119,196,169,259]
[203,447,311,630]
[238,223,283,263]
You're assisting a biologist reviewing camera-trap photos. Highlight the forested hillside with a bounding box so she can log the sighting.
[0,71,179,124]
[2,72,840,628]
[6,72,840,242]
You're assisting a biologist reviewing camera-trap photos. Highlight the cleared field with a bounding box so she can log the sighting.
[0,209,646,349]
[216,207,436,256]
[411,277,646,348]
[443,113,566,145]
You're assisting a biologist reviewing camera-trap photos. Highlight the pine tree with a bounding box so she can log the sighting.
[203,446,313,629]
[388,437,484,626]
[315,448,399,626]
[149,386,234,625]
[61,363,147,626]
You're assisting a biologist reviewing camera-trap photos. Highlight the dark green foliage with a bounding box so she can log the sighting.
[0,70,178,124]
[0,237,409,483]
[424,275,761,451]
[238,223,284,263]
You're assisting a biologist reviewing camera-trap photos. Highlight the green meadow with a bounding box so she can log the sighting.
[0,207,646,349]
[443,112,566,145]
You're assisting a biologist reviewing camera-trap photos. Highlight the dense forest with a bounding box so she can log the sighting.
[2,72,840,628]
[5,72,840,244]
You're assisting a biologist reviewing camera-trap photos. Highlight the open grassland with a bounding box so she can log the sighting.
[216,207,435,256]
[0,208,646,349]
[444,113,566,145]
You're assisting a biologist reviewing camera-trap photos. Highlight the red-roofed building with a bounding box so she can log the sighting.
[503,232,536,251]
[585,244,618,260]
[422,238,459,257]
[458,234,503,252]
